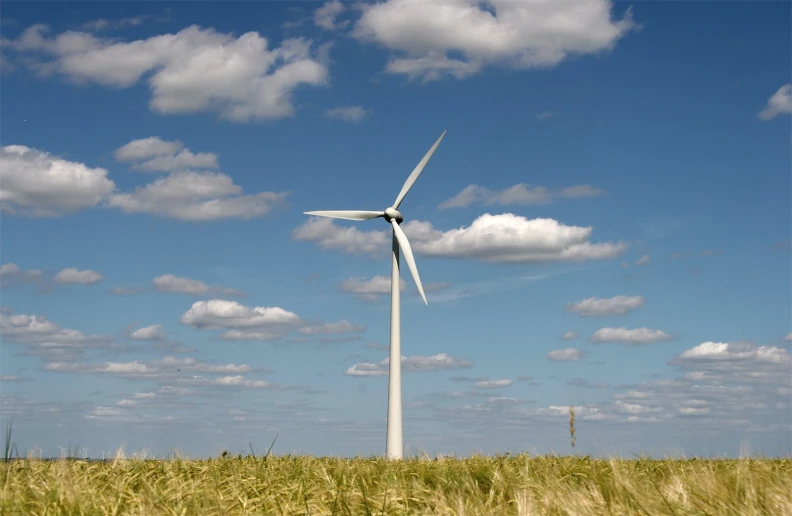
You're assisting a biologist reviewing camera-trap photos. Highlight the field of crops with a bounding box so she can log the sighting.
[2,453,791,515]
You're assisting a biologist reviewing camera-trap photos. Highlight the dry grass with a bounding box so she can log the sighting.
[2,452,791,515]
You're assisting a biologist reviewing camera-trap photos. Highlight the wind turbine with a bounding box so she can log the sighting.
[304,129,447,460]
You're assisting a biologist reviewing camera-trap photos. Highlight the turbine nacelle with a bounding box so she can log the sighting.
[383,207,403,224]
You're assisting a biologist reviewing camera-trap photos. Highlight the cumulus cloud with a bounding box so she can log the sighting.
[180,299,300,341]
[129,324,165,341]
[560,330,579,340]
[0,312,113,360]
[293,217,390,256]
[53,268,103,284]
[295,214,627,263]
[405,215,627,262]
[338,275,406,301]
[591,327,673,345]
[565,295,644,317]
[114,136,184,162]
[439,183,604,209]
[326,106,368,122]
[671,341,791,386]
[353,0,635,82]
[1,141,280,222]
[299,319,365,335]
[436,338,790,431]
[7,24,328,121]
[758,84,792,120]
[115,137,219,172]
[107,171,288,221]
[547,348,587,361]
[0,263,22,277]
[598,339,792,426]
[0,145,115,217]
[0,263,43,287]
[346,353,472,376]
[314,1,349,31]
[636,254,651,266]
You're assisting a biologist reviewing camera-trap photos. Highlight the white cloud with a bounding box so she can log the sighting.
[636,254,651,266]
[0,312,113,360]
[115,137,219,172]
[0,263,21,277]
[565,295,644,316]
[678,341,787,363]
[560,330,579,340]
[295,214,627,263]
[113,136,184,162]
[8,24,328,122]
[299,319,365,335]
[784,333,792,342]
[602,345,791,426]
[0,263,43,286]
[758,84,792,121]
[474,379,513,388]
[346,353,472,376]
[405,214,627,263]
[180,300,300,340]
[0,142,277,222]
[314,1,349,31]
[439,183,604,209]
[672,341,791,386]
[503,338,792,429]
[353,0,635,82]
[44,356,254,381]
[326,106,368,123]
[133,149,220,172]
[338,275,406,301]
[81,16,146,33]
[385,54,481,81]
[53,268,103,284]
[107,171,288,221]
[152,274,211,295]
[591,327,673,345]
[547,348,586,361]
[0,145,115,217]
[293,217,390,256]
[129,324,165,341]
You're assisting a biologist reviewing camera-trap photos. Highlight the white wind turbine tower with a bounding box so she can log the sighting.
[304,130,447,460]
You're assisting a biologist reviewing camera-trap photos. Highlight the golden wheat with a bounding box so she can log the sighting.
[2,453,790,515]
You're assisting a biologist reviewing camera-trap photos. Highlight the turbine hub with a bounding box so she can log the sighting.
[384,207,403,224]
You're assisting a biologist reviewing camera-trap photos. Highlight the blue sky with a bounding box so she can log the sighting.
[1,0,790,460]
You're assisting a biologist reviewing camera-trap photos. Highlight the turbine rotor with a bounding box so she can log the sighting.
[383,207,403,224]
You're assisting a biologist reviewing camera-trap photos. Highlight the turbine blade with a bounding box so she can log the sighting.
[391,220,427,305]
[392,129,447,209]
[304,210,384,221]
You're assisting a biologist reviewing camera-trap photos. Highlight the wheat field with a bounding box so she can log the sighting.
[2,451,791,515]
